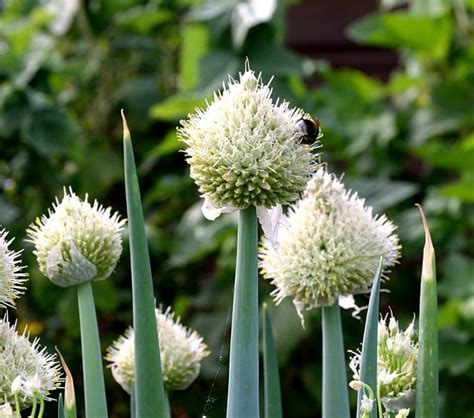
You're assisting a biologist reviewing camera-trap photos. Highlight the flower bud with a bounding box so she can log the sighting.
[178,65,318,209]
[106,307,210,393]
[27,188,126,287]
[360,394,374,413]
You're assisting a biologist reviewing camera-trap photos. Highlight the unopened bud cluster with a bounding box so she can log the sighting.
[260,169,400,311]
[106,307,209,393]
[27,188,126,287]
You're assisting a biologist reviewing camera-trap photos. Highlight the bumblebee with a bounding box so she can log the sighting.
[295,117,320,145]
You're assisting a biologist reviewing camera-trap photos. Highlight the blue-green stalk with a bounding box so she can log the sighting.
[356,258,383,418]
[122,112,166,418]
[77,280,108,417]
[415,205,438,418]
[322,303,350,418]
[58,394,65,418]
[226,206,259,418]
[262,303,283,418]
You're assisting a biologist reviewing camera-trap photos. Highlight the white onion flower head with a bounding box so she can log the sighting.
[106,307,210,393]
[350,313,418,413]
[27,188,126,287]
[395,409,411,418]
[0,228,27,309]
[260,168,400,316]
[0,317,62,410]
[178,64,318,210]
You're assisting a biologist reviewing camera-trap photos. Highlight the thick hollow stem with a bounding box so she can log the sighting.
[77,280,108,418]
[322,303,350,418]
[226,206,259,418]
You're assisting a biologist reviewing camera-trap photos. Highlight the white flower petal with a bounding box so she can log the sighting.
[201,198,239,221]
[338,295,365,319]
[256,204,288,249]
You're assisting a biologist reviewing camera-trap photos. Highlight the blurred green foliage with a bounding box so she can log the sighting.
[0,0,473,417]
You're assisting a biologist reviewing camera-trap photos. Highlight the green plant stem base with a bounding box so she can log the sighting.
[77,280,108,418]
[226,206,259,418]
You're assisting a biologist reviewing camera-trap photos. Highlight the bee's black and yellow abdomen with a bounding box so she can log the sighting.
[295,117,320,145]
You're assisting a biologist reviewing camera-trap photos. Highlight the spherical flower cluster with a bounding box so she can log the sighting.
[27,188,126,287]
[350,314,418,414]
[0,317,62,410]
[260,169,400,313]
[0,229,27,309]
[106,307,210,393]
[178,65,318,210]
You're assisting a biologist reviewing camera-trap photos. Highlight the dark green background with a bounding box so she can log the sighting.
[1,0,473,417]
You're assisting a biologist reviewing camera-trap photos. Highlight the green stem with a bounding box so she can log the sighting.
[377,381,383,418]
[30,394,38,418]
[122,113,166,418]
[14,392,20,418]
[38,398,45,418]
[321,303,350,418]
[77,280,108,418]
[226,206,259,418]
[262,303,283,418]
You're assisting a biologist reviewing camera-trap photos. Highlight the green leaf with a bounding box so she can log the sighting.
[150,95,207,121]
[115,5,174,35]
[348,12,451,57]
[357,258,383,418]
[262,304,283,418]
[180,24,209,91]
[413,135,474,173]
[76,281,108,418]
[415,205,439,418]
[248,44,304,77]
[438,254,474,299]
[190,0,236,21]
[20,94,79,157]
[122,112,167,418]
[227,206,259,418]
[439,178,474,202]
[321,303,350,418]
[197,50,239,93]
[345,178,418,212]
